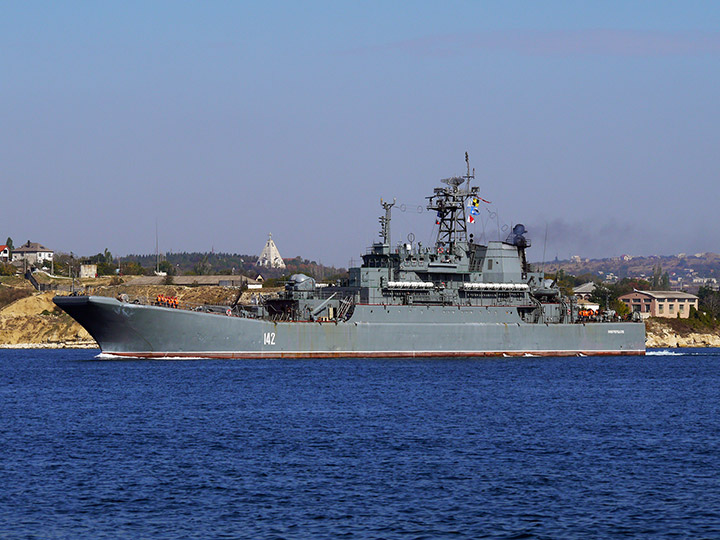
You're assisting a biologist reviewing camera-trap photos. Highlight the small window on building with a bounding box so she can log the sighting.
[659,305,664,313]
[680,304,684,312]
[488,260,493,270]
[670,304,674,311]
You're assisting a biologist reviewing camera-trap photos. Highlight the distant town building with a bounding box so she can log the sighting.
[572,282,596,300]
[80,264,97,278]
[0,244,9,262]
[257,233,286,269]
[618,290,698,319]
[602,273,618,284]
[11,241,54,265]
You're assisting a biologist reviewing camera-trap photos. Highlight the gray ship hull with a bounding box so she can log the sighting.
[55,296,646,358]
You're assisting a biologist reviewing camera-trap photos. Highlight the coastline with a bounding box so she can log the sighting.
[0,341,98,349]
[645,328,720,348]
[1,284,718,351]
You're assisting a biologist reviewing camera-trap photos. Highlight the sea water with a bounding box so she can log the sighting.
[1,349,719,539]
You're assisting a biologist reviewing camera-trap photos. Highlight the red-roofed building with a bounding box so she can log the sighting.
[0,245,9,262]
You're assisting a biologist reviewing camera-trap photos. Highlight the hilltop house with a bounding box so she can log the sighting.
[11,241,54,266]
[0,244,9,262]
[618,290,699,319]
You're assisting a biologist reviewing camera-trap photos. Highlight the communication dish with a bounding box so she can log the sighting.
[441,176,465,187]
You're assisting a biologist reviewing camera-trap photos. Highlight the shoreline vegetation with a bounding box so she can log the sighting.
[1,276,719,350]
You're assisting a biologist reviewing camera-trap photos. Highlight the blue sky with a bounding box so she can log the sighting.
[2,2,719,265]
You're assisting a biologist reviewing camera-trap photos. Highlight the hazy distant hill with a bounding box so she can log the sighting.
[120,252,346,281]
[536,253,720,281]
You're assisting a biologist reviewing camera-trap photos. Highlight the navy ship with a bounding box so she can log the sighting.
[55,156,645,358]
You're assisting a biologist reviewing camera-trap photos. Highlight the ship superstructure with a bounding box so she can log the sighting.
[55,156,645,358]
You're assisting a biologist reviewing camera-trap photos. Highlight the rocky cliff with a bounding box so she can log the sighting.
[0,292,94,348]
[645,319,720,348]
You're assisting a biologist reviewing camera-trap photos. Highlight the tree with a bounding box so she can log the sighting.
[614,299,630,316]
[698,286,720,319]
[192,257,211,275]
[97,262,118,275]
[0,262,16,276]
[649,264,671,290]
[589,278,652,314]
[122,261,145,276]
[590,282,612,309]
[5,237,13,253]
[651,264,659,289]
[660,272,670,290]
[158,260,175,276]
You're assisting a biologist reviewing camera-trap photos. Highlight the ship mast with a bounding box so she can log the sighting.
[426,153,479,253]
[379,198,396,246]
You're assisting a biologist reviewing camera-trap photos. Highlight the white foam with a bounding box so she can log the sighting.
[646,349,684,356]
[94,352,209,360]
[95,352,131,359]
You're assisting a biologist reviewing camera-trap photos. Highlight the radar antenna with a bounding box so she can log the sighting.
[426,153,480,253]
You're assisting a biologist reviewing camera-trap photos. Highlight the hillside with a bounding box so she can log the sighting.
[536,252,720,283]
[62,250,347,282]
